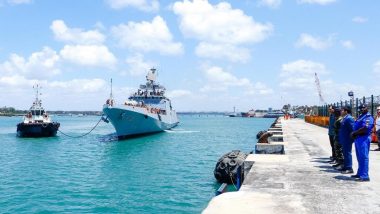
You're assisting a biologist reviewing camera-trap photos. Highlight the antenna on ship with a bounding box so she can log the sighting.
[33,84,42,104]
[110,78,113,100]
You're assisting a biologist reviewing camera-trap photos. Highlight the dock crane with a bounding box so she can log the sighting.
[314,72,326,105]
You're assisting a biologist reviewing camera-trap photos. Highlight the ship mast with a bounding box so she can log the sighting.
[33,84,42,105]
[110,78,113,100]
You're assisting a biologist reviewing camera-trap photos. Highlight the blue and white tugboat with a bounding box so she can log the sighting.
[17,85,60,137]
[103,68,179,139]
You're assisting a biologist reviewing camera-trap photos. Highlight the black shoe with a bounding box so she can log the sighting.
[332,163,340,167]
[341,169,354,174]
[350,174,360,178]
[328,160,337,164]
[372,148,380,151]
[329,156,334,160]
[355,177,370,182]
[334,165,343,171]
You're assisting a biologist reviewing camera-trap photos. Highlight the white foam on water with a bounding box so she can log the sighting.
[165,129,200,133]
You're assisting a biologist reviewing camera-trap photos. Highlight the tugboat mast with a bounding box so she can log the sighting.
[33,84,41,104]
[32,84,43,116]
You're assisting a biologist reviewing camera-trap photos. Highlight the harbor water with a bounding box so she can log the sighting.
[0,115,274,213]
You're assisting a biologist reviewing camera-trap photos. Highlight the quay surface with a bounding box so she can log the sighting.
[203,118,380,214]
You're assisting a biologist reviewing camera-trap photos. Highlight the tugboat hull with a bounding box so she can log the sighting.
[17,122,60,138]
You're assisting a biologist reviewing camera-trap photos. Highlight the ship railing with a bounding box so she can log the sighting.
[124,102,167,115]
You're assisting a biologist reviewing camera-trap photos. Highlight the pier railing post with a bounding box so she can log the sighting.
[371,95,374,115]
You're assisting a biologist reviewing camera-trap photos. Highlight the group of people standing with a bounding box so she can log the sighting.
[328,104,376,182]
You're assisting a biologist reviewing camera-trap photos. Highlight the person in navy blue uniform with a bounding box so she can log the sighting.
[339,106,355,174]
[350,104,374,182]
[328,106,336,162]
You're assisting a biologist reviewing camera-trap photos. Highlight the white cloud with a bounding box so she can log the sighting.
[166,89,193,98]
[200,66,273,95]
[258,0,282,9]
[0,47,60,79]
[49,78,107,93]
[111,16,183,55]
[173,0,273,44]
[280,60,328,89]
[50,20,105,45]
[0,76,106,94]
[106,0,159,12]
[341,40,354,50]
[173,0,272,62]
[352,16,368,23]
[195,42,250,63]
[7,0,31,5]
[297,0,336,5]
[60,45,117,67]
[246,82,274,95]
[374,61,380,74]
[281,59,327,76]
[295,33,334,50]
[203,66,250,87]
[0,74,38,87]
[125,53,154,76]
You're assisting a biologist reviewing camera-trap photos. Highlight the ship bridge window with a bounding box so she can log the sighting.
[31,110,45,115]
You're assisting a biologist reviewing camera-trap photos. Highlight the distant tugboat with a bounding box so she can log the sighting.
[17,85,60,137]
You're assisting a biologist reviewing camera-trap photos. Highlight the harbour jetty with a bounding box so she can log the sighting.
[203,118,380,213]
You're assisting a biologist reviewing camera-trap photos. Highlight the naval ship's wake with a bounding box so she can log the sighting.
[165,128,200,134]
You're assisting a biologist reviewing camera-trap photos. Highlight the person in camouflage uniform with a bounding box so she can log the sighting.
[332,108,344,170]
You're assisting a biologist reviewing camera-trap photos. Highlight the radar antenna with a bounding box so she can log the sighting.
[314,72,326,104]
[33,84,42,104]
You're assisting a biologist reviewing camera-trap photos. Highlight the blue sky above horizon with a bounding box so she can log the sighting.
[0,0,379,111]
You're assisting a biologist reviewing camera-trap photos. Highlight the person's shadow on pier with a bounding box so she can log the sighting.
[333,175,355,181]
[311,157,331,164]
[311,158,342,173]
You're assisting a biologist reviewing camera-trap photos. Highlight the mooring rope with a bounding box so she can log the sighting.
[57,116,104,138]
[227,167,239,191]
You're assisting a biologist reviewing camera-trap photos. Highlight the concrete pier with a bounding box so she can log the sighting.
[203,118,380,214]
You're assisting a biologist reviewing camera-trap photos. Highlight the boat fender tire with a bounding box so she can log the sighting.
[42,123,47,128]
[228,153,237,158]
[219,162,226,170]
[229,159,237,166]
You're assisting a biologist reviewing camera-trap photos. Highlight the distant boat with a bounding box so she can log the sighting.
[241,109,255,117]
[17,85,60,137]
[252,109,268,118]
[228,106,241,117]
[103,68,179,139]
[263,110,285,118]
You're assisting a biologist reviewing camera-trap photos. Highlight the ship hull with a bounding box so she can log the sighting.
[17,122,60,138]
[103,105,179,139]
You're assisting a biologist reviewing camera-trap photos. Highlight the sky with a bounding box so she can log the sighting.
[0,0,379,112]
